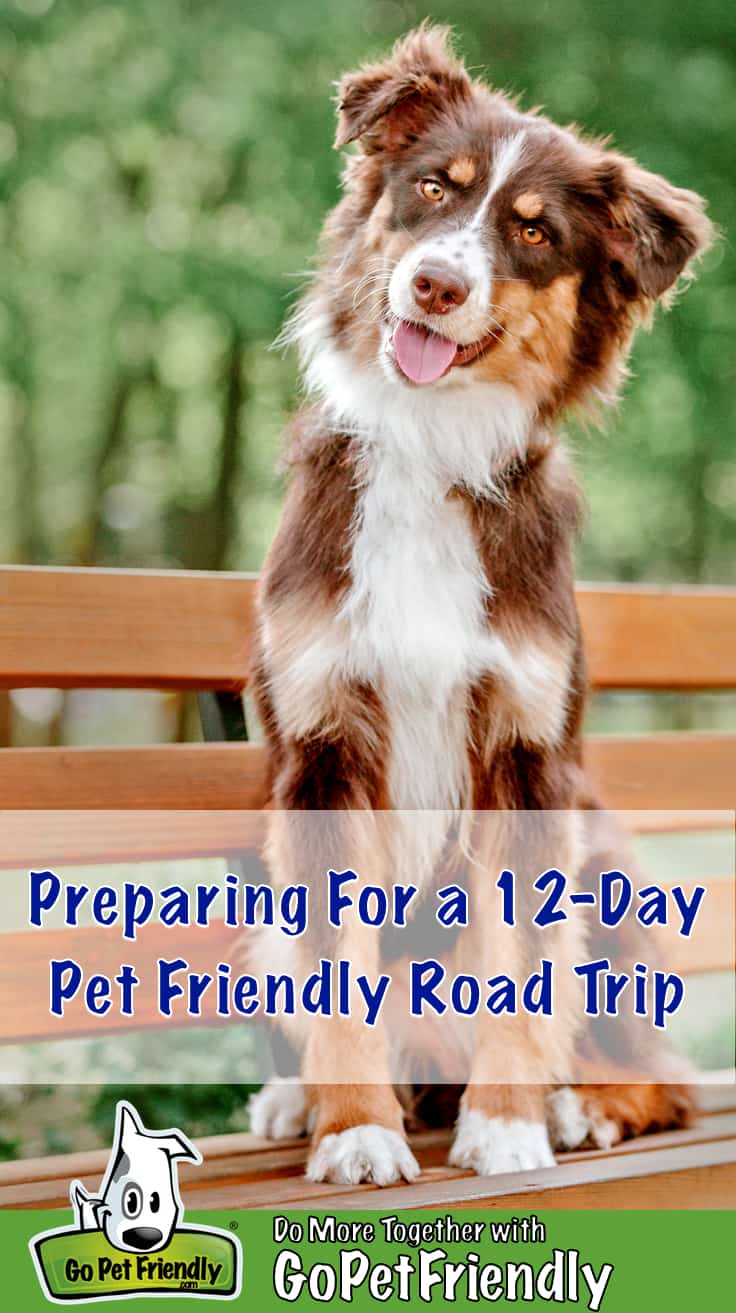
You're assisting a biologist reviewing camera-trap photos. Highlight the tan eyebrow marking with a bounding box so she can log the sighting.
[448,154,477,186]
[514,191,544,219]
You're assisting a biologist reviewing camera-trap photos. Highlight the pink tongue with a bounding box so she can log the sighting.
[393,320,457,384]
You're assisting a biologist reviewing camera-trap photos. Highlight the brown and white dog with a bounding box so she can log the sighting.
[248,25,712,1186]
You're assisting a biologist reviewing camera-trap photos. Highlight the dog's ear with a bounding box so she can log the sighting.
[598,155,713,304]
[117,1101,144,1153]
[335,23,471,153]
[157,1130,202,1166]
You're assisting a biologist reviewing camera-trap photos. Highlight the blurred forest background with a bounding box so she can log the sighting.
[0,0,734,1154]
[1,0,735,748]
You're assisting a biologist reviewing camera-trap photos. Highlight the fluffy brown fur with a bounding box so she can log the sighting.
[249,25,712,1187]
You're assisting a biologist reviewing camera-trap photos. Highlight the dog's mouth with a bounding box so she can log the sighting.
[391,319,501,385]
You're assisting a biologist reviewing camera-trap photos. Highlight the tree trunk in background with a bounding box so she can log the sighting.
[205,325,247,572]
[12,377,44,564]
[685,425,710,586]
[79,371,133,566]
[172,328,247,740]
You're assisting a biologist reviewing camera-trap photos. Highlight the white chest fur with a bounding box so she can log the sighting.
[341,441,494,810]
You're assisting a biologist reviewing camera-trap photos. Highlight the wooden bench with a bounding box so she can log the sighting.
[0,564,733,1210]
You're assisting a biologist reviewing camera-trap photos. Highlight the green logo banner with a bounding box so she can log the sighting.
[9,1208,733,1311]
[32,1224,240,1301]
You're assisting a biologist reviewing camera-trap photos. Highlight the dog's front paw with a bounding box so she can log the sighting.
[449,1107,556,1175]
[546,1087,619,1151]
[248,1079,310,1140]
[306,1125,420,1186]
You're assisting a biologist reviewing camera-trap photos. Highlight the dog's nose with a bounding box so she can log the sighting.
[122,1227,164,1251]
[412,264,469,315]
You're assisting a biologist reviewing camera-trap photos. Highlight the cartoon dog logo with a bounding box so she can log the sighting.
[31,1100,241,1303]
[69,1100,202,1254]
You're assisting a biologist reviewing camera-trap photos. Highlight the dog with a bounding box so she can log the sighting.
[248,24,712,1186]
[70,1100,201,1252]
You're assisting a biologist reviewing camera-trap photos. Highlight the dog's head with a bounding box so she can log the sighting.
[96,1101,201,1253]
[307,24,711,418]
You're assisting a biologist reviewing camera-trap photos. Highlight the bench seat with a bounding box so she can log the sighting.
[0,1082,733,1212]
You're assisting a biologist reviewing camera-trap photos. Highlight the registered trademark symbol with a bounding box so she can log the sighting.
[229,1220,239,1230]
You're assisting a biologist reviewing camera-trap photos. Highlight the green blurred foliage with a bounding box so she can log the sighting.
[90,1083,257,1141]
[0,0,733,581]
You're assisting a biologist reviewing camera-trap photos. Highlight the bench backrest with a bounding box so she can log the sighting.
[0,564,733,1045]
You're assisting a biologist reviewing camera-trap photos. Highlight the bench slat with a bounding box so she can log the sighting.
[285,1138,736,1212]
[4,1088,732,1195]
[0,734,732,812]
[3,1104,735,1211]
[0,571,734,693]
[0,807,727,873]
[0,923,240,1044]
[585,732,735,811]
[0,567,255,691]
[577,583,736,690]
[0,809,265,869]
[10,1157,732,1212]
[0,744,269,810]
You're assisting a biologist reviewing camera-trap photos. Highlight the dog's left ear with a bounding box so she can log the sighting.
[602,157,714,303]
[157,1131,202,1165]
[335,23,471,153]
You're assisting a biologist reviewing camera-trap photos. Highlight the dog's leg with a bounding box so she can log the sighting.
[304,906,419,1186]
[547,809,697,1153]
[306,1081,419,1186]
[450,808,586,1176]
[264,786,419,1186]
[450,1080,556,1174]
[548,1067,695,1152]
[248,1079,310,1141]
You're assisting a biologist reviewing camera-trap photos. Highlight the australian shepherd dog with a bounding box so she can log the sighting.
[248,25,712,1186]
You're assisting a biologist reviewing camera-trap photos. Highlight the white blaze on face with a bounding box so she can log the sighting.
[388,131,527,348]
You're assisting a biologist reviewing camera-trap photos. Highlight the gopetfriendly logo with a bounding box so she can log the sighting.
[30,1101,242,1302]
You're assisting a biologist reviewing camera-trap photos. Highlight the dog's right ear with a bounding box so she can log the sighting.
[335,23,471,153]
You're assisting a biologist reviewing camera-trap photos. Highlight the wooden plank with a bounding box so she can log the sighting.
[0,567,256,691]
[577,583,736,690]
[153,1113,736,1211]
[296,1136,736,1212]
[7,1118,734,1207]
[0,808,727,872]
[5,1088,733,1194]
[5,1112,735,1211]
[0,809,266,869]
[0,923,245,1044]
[615,810,732,834]
[584,732,735,812]
[0,744,270,811]
[0,809,728,872]
[0,734,733,812]
[649,879,733,975]
[0,571,733,694]
[0,1131,454,1209]
[12,1158,733,1212]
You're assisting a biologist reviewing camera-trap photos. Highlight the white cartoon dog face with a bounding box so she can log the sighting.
[70,1101,201,1254]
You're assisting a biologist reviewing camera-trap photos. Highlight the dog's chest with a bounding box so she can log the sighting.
[345,447,491,687]
[342,446,493,808]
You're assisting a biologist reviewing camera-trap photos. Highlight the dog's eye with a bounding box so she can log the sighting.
[519,223,547,246]
[149,1191,160,1214]
[419,178,445,202]
[122,1183,142,1219]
